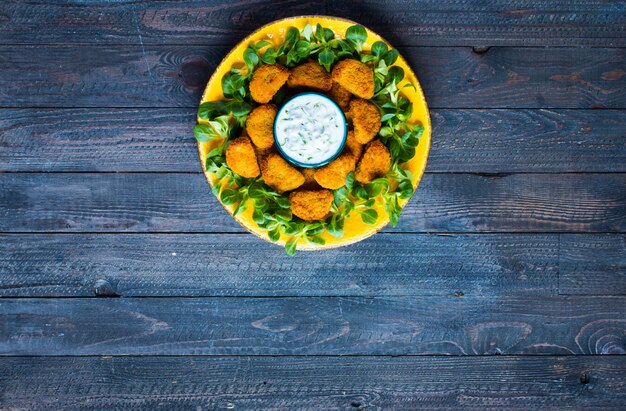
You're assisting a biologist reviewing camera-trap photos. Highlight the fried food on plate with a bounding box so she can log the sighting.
[289,189,334,221]
[246,104,277,150]
[260,152,305,192]
[331,58,375,99]
[355,140,391,184]
[250,64,290,103]
[225,136,260,178]
[299,167,321,190]
[343,130,364,160]
[287,61,332,91]
[254,144,274,158]
[314,153,356,190]
[350,98,381,144]
[328,81,352,109]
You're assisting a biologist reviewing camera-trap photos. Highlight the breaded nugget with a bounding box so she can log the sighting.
[260,152,305,192]
[343,130,364,160]
[331,59,375,99]
[299,167,321,190]
[314,153,356,190]
[254,145,274,171]
[246,104,277,150]
[225,136,260,178]
[287,61,332,91]
[355,140,391,184]
[254,145,275,158]
[328,81,352,109]
[250,64,290,104]
[350,98,382,144]
[289,189,334,221]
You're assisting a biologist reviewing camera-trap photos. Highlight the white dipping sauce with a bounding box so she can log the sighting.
[274,93,346,167]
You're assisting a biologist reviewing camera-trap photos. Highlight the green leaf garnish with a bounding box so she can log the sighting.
[285,238,298,256]
[371,41,388,58]
[346,25,367,52]
[220,189,241,205]
[359,209,378,225]
[307,235,326,245]
[388,66,405,84]
[268,228,280,242]
[318,49,335,71]
[383,48,399,65]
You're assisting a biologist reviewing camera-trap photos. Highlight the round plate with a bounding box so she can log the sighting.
[197,16,431,251]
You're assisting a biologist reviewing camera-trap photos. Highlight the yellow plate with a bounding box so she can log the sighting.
[197,16,431,251]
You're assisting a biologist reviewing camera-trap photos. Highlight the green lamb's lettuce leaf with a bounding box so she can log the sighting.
[359,208,378,225]
[345,25,367,52]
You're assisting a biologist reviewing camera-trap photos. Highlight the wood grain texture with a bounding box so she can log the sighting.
[0,233,559,297]
[559,234,626,296]
[419,47,626,109]
[0,0,323,46]
[2,108,625,173]
[402,173,626,233]
[2,0,625,46]
[2,234,623,298]
[3,356,624,410]
[430,109,626,173]
[1,173,624,233]
[329,0,626,47]
[2,356,625,409]
[1,296,625,355]
[1,46,624,108]
[0,109,199,172]
[0,45,228,108]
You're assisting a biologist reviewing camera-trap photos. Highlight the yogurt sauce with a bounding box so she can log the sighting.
[274,92,347,167]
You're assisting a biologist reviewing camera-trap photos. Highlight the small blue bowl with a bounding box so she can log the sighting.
[273,92,348,168]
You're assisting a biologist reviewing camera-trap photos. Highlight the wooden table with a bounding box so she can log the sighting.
[1,1,625,409]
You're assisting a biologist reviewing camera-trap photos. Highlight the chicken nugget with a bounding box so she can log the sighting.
[250,64,290,104]
[287,61,332,91]
[260,152,305,192]
[343,130,364,160]
[299,167,321,190]
[355,140,391,184]
[246,104,277,150]
[254,145,275,158]
[314,153,356,190]
[331,59,375,99]
[328,81,352,109]
[289,189,334,221]
[225,136,260,178]
[254,145,275,171]
[350,98,381,144]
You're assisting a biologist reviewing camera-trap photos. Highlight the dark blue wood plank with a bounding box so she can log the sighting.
[3,356,625,409]
[0,109,199,172]
[559,234,626,295]
[2,296,625,355]
[0,46,624,108]
[2,0,625,46]
[0,0,324,45]
[331,0,626,47]
[2,109,625,173]
[430,109,626,173]
[419,46,626,109]
[0,45,228,108]
[1,173,624,233]
[0,233,559,297]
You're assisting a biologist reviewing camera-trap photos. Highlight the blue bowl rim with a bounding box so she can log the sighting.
[273,91,348,169]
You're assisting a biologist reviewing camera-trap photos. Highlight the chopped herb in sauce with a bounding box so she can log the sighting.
[275,93,345,166]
